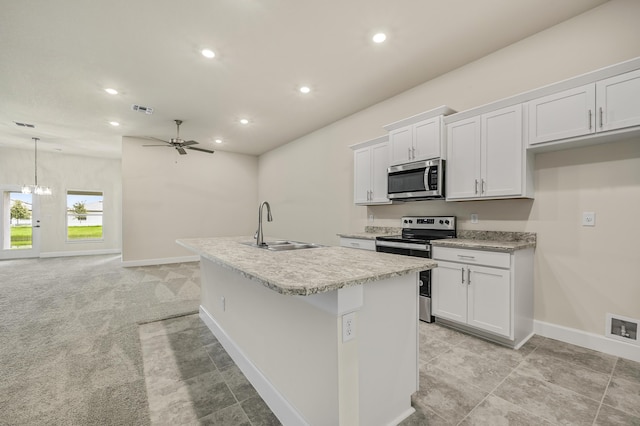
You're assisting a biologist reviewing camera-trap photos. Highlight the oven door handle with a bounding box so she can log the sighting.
[375,240,430,252]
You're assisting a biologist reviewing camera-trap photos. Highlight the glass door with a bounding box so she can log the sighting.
[0,186,41,259]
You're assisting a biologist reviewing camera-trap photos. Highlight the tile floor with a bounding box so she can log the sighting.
[139,314,640,425]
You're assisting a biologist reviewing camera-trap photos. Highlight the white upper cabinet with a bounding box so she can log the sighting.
[597,68,640,132]
[351,136,391,205]
[528,84,596,145]
[528,68,640,146]
[384,106,455,166]
[446,104,530,201]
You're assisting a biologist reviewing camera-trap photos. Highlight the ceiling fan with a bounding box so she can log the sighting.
[143,119,215,155]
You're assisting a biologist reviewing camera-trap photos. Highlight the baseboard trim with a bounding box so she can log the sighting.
[120,255,200,267]
[199,306,309,426]
[40,249,121,258]
[534,320,640,362]
[387,407,416,426]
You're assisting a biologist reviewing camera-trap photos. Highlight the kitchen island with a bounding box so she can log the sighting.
[177,236,436,426]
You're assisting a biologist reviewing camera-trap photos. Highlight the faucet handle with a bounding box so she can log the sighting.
[254,229,258,239]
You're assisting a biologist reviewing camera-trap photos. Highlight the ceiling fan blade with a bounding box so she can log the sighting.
[182,140,199,146]
[139,136,171,144]
[187,146,215,154]
[142,144,172,147]
[177,147,187,155]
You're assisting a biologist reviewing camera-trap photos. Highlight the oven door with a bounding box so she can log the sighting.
[387,158,443,200]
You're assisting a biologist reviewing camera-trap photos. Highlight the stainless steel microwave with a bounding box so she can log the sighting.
[387,158,445,201]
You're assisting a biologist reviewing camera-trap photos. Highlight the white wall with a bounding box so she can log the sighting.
[121,137,258,264]
[0,147,122,255]
[257,0,640,337]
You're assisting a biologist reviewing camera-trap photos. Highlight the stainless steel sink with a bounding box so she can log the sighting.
[242,240,321,251]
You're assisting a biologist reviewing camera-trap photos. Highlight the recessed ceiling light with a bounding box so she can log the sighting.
[239,118,249,125]
[372,33,387,43]
[201,49,216,59]
[109,121,120,126]
[214,139,223,144]
[105,88,118,95]
[299,86,311,94]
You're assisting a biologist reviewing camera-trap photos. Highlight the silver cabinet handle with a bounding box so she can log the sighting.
[457,254,476,259]
[461,267,465,284]
[588,109,593,130]
[467,268,471,285]
[408,147,412,160]
[475,179,479,194]
[599,107,603,129]
[412,146,416,159]
[481,179,485,194]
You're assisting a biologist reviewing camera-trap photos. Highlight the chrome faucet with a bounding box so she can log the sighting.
[254,201,273,247]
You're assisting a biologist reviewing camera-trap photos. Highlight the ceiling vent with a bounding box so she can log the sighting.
[131,104,154,115]
[14,121,35,128]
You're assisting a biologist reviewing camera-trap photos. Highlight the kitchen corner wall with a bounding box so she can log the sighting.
[0,147,122,255]
[258,0,640,337]
[121,136,258,264]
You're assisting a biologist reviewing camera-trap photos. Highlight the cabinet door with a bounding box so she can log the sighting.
[446,117,481,200]
[481,105,523,198]
[467,264,511,338]
[370,143,390,203]
[389,126,413,165]
[353,147,371,204]
[528,84,596,145]
[596,69,640,132]
[413,117,441,161]
[432,261,467,323]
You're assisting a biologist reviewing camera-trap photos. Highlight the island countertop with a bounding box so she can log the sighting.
[177,236,436,296]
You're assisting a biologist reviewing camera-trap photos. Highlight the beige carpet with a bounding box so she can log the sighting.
[0,255,200,425]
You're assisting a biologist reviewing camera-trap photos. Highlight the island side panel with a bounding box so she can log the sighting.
[358,273,418,425]
[200,258,340,425]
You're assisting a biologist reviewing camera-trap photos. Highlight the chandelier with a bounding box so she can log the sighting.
[22,137,52,195]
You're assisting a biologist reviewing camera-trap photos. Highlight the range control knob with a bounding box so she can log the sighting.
[439,220,444,224]
[408,220,413,224]
[403,219,408,224]
[445,220,450,225]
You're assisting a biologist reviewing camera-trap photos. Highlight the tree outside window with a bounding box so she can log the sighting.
[67,190,103,241]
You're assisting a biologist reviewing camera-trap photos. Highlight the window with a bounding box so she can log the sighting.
[67,190,103,241]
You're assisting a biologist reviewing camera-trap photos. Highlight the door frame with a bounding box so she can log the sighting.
[0,185,41,259]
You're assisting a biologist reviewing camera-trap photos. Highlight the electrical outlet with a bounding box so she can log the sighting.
[342,312,356,342]
[582,211,596,227]
[471,214,478,224]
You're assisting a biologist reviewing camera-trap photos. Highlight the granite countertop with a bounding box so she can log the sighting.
[177,236,435,296]
[337,225,401,240]
[430,231,536,253]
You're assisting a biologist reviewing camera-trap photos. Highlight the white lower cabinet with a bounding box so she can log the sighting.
[432,246,533,348]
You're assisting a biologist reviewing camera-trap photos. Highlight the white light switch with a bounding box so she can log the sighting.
[582,212,596,227]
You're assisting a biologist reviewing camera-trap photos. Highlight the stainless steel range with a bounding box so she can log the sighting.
[376,216,456,322]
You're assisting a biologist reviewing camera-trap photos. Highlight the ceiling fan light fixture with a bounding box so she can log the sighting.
[201,49,216,59]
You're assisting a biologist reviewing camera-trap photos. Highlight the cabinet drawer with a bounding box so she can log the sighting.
[340,237,376,251]
[433,246,510,269]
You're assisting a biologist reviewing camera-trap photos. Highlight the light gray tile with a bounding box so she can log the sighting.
[412,364,489,424]
[515,350,610,400]
[459,334,535,369]
[420,322,478,347]
[429,345,513,392]
[494,369,600,425]
[240,395,282,426]
[199,403,252,425]
[533,336,617,375]
[459,394,553,426]
[613,357,640,383]
[205,342,235,371]
[603,376,640,417]
[220,365,258,402]
[595,403,640,426]
[399,405,454,426]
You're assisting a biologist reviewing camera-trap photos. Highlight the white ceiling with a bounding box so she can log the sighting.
[0,0,609,159]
